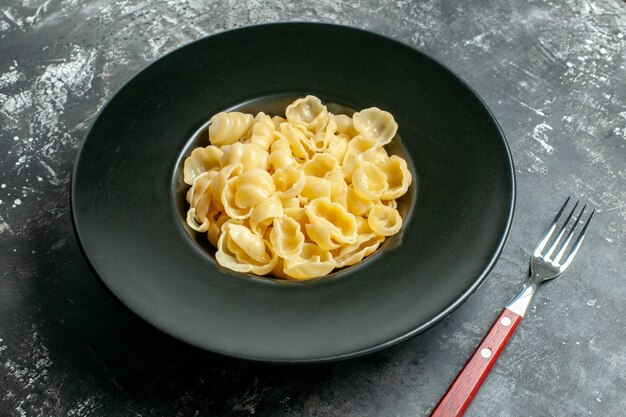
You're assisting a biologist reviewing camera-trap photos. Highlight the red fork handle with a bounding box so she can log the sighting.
[430,308,523,417]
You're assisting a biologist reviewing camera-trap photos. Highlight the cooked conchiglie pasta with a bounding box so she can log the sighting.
[327,133,349,162]
[301,176,333,201]
[352,107,398,146]
[278,123,313,161]
[346,185,376,217]
[368,204,403,236]
[185,171,217,232]
[305,197,358,245]
[326,171,348,207]
[332,114,358,137]
[270,216,305,258]
[285,95,330,133]
[220,142,269,172]
[209,112,254,146]
[183,145,223,185]
[221,169,275,219]
[268,149,296,171]
[209,162,243,210]
[282,243,335,279]
[183,96,412,280]
[333,233,385,268]
[216,221,277,275]
[311,115,337,151]
[273,165,306,199]
[249,112,276,151]
[304,153,341,178]
[341,136,378,180]
[377,155,412,200]
[354,215,373,234]
[208,210,229,247]
[352,161,389,200]
[250,193,283,236]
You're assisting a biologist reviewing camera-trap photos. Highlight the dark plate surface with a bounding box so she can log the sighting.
[71,22,515,364]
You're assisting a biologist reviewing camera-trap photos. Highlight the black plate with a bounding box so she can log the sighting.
[71,23,515,364]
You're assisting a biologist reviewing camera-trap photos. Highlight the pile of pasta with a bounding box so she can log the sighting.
[183,96,412,280]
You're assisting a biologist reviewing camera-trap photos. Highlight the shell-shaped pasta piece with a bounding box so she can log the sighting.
[270,137,292,154]
[354,215,373,234]
[220,142,269,172]
[186,170,216,206]
[208,211,229,247]
[278,123,313,161]
[333,233,384,268]
[221,178,251,219]
[273,165,306,199]
[271,115,286,128]
[311,115,337,151]
[268,150,297,170]
[301,176,332,201]
[352,107,398,146]
[342,136,378,180]
[305,222,342,251]
[185,171,217,231]
[346,185,377,216]
[250,112,276,151]
[368,204,403,236]
[346,135,378,154]
[376,155,412,200]
[305,197,358,244]
[270,216,305,258]
[216,222,277,275]
[209,163,243,211]
[221,169,276,219]
[236,169,275,207]
[183,146,223,185]
[352,161,389,200]
[285,95,330,133]
[332,113,358,137]
[326,171,348,208]
[304,153,341,178]
[268,138,295,169]
[284,206,308,232]
[282,243,335,279]
[209,112,254,146]
[250,193,283,236]
[186,208,209,232]
[327,133,349,162]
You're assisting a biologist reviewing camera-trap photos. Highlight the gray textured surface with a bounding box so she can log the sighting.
[1,0,625,416]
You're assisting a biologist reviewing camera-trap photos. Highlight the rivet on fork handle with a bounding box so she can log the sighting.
[431,308,522,417]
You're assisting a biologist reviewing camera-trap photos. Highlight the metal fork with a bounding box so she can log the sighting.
[431,198,595,417]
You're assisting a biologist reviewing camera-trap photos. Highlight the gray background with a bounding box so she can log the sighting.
[1,0,625,416]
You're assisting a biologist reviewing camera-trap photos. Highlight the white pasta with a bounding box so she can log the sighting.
[209,112,254,146]
[183,96,412,279]
[183,145,223,185]
[285,95,330,132]
[352,107,398,146]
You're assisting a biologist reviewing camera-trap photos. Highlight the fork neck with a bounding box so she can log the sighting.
[505,281,538,317]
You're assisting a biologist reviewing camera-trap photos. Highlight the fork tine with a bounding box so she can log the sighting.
[553,204,586,264]
[560,209,595,270]
[544,200,579,260]
[533,197,570,257]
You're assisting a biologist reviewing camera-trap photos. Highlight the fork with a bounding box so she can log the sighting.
[430,198,594,417]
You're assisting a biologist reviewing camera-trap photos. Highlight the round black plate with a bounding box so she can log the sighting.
[71,23,515,364]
